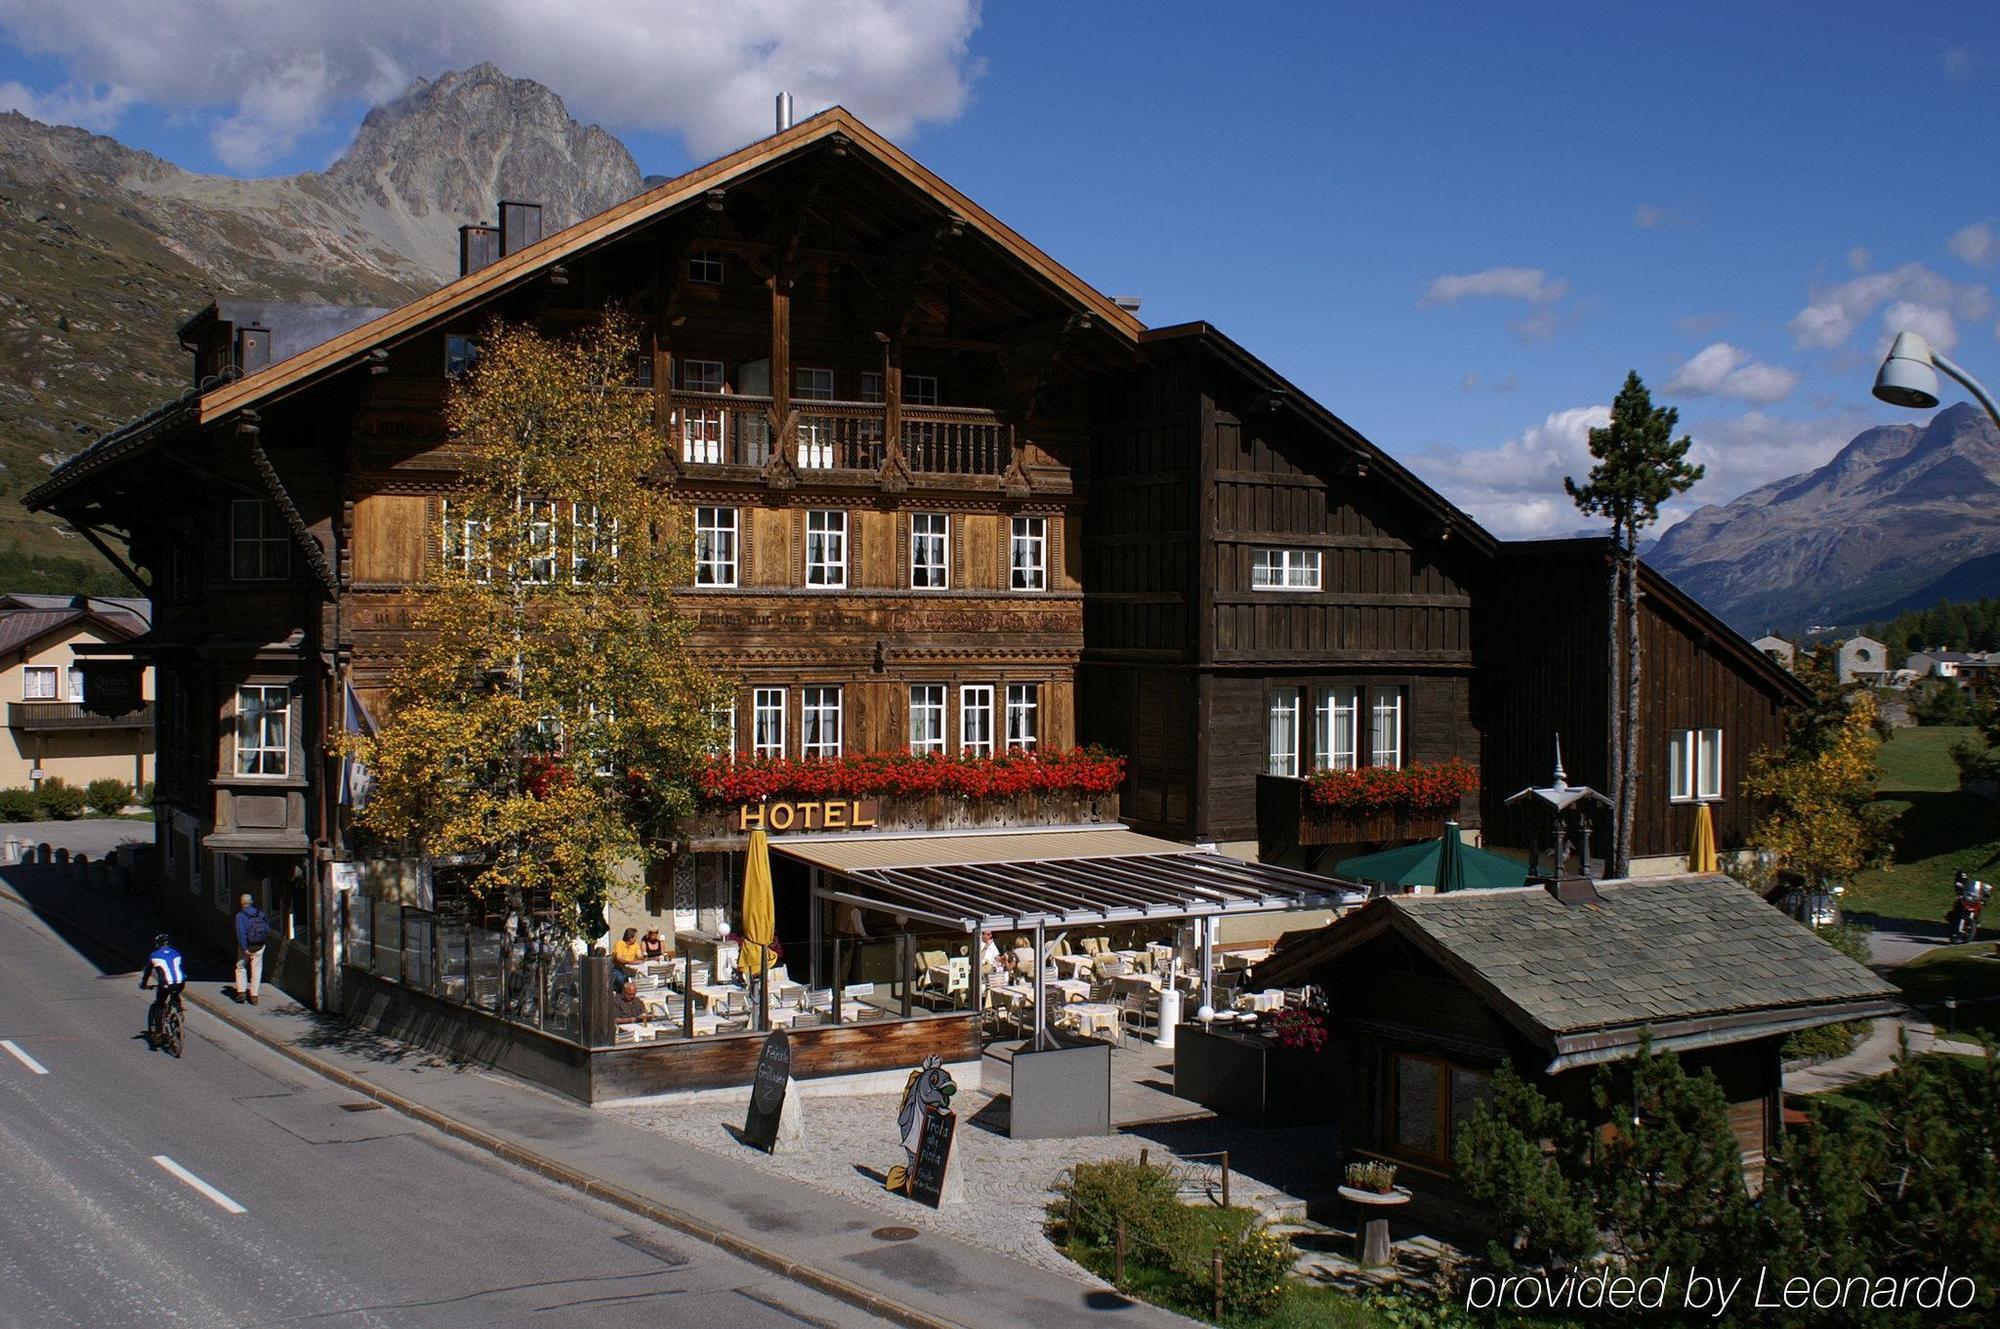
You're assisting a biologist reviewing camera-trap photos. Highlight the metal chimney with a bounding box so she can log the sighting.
[775,92,794,132]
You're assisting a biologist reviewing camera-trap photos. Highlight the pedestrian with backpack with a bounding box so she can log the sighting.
[234,892,272,1005]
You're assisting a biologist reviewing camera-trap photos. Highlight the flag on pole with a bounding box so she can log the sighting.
[339,677,378,808]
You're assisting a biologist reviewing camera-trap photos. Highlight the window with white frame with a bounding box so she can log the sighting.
[1005,683,1039,751]
[1268,687,1302,776]
[706,703,737,757]
[1669,728,1724,802]
[441,500,490,583]
[910,512,949,589]
[235,684,290,777]
[960,685,995,757]
[805,510,847,587]
[694,506,738,587]
[1370,686,1405,769]
[687,250,724,285]
[569,503,617,582]
[909,684,946,755]
[1251,547,1322,590]
[66,667,82,702]
[752,688,786,758]
[801,686,843,758]
[795,368,835,468]
[1315,687,1358,771]
[22,666,57,701]
[1010,516,1046,591]
[680,358,725,464]
[521,499,558,585]
[231,499,290,581]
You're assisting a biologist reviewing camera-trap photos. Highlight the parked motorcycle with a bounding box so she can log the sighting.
[1948,870,1992,944]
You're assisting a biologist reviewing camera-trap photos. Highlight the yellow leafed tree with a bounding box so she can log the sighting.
[346,313,730,935]
[1745,651,1891,891]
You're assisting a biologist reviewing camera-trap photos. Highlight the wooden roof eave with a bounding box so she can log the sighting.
[1142,321,1500,559]
[186,107,1143,432]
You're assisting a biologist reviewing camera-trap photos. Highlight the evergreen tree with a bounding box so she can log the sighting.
[1566,372,1703,877]
[1453,1062,1598,1270]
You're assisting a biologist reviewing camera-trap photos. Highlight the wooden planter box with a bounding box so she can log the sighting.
[1257,775,1451,849]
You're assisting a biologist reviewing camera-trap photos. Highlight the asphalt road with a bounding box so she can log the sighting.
[0,895,875,1329]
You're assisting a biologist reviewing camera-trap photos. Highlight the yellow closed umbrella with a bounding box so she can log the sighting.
[739,828,776,980]
[1689,801,1718,874]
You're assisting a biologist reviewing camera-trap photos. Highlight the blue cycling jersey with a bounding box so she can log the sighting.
[146,946,185,987]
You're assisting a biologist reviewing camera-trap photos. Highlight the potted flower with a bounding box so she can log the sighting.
[1345,1160,1398,1195]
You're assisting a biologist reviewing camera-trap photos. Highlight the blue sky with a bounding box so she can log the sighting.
[2,1,1996,536]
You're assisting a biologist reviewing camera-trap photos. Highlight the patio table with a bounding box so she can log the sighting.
[1066,1002,1122,1040]
[1051,953,1093,978]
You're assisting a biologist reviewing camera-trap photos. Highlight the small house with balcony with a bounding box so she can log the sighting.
[0,594,153,796]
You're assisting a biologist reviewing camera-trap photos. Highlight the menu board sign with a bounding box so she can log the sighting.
[741,1029,791,1153]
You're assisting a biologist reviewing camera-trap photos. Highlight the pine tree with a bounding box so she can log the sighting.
[1454,1062,1600,1270]
[1565,372,1703,878]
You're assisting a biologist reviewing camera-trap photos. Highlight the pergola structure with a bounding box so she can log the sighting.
[774,828,1361,1048]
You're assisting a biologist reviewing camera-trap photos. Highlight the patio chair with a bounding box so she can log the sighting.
[1079,937,1104,956]
[1119,990,1157,1042]
[1092,954,1127,980]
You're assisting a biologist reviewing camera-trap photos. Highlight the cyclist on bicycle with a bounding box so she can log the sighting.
[141,933,186,1039]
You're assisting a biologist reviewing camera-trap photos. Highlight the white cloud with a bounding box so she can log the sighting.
[0,0,982,168]
[1847,247,1871,274]
[1422,267,1570,307]
[1950,221,1997,266]
[1788,261,1990,350]
[1682,408,1877,503]
[0,77,134,131]
[1882,300,1959,353]
[1664,342,1800,405]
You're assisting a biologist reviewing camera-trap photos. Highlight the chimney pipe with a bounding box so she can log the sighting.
[497,200,543,258]
[459,224,500,276]
[776,91,794,133]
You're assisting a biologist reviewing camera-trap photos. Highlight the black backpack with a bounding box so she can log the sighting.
[243,909,271,949]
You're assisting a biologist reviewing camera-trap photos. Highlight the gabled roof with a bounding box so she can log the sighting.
[0,605,146,659]
[1143,322,1499,555]
[1253,874,1898,1069]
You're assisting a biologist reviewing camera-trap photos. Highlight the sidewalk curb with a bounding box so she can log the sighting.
[0,881,961,1329]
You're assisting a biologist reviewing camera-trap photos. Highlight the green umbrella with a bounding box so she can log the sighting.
[1334,822,1526,892]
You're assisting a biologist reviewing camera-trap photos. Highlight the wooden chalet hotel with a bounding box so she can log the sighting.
[26,107,1804,1100]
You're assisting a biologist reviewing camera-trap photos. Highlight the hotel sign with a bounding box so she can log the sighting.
[736,798,881,833]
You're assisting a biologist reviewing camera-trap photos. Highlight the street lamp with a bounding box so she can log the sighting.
[1873,330,2000,428]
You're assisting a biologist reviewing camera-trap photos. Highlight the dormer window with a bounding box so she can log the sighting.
[688,251,724,285]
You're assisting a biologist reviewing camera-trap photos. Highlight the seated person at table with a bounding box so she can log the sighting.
[613,978,648,1023]
[641,928,666,961]
[612,928,644,968]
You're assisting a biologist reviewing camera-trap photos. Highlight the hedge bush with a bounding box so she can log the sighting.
[85,778,131,817]
[35,778,86,820]
[0,787,37,821]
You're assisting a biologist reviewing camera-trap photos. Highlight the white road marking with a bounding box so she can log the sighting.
[1,1039,49,1075]
[151,1155,247,1214]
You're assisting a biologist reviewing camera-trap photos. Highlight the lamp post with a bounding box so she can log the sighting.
[1872,331,2000,429]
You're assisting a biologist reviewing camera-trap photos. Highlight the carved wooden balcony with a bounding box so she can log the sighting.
[670,392,1009,476]
[8,701,155,732]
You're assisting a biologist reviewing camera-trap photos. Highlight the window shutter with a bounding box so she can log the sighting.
[897,512,910,590]
[846,509,861,588]
[739,506,755,585]
[791,509,806,585]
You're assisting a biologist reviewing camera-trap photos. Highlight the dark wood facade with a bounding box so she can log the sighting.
[1081,327,1489,851]
[1476,540,1811,863]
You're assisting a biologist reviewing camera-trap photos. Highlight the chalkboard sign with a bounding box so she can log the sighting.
[741,1029,791,1153]
[907,1107,957,1209]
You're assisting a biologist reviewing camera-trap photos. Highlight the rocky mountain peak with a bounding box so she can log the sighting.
[319,63,642,281]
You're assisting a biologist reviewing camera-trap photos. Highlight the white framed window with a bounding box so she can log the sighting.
[752,688,786,759]
[1669,728,1724,802]
[706,703,737,757]
[235,684,290,777]
[909,684,947,755]
[1251,547,1322,590]
[795,367,835,468]
[1010,516,1046,591]
[1315,687,1358,771]
[680,358,725,464]
[441,500,490,583]
[231,499,290,581]
[1268,687,1302,777]
[1005,683,1039,752]
[22,666,57,701]
[806,510,847,587]
[801,686,843,758]
[794,367,835,401]
[687,250,724,285]
[960,685,995,758]
[66,667,83,703]
[911,512,949,589]
[695,507,738,587]
[1370,687,1404,769]
[569,504,617,582]
[521,499,558,585]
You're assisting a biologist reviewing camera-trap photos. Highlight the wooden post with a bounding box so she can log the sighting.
[581,953,613,1048]
[1212,1249,1225,1320]
[1138,1147,1149,1169]
[883,340,904,467]
[1220,1151,1231,1208]
[683,951,694,1039]
[831,939,843,1023]
[1114,1219,1126,1285]
[899,930,913,1017]
[769,274,792,463]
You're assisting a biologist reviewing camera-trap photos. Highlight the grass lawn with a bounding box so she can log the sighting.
[1887,945,2000,1039]
[1842,726,2000,928]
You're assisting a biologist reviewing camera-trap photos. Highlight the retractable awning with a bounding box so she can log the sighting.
[774,828,1362,932]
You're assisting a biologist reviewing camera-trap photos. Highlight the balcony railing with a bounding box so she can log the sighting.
[670,392,1009,476]
[9,701,155,731]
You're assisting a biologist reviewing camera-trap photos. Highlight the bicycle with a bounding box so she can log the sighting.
[148,988,186,1058]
